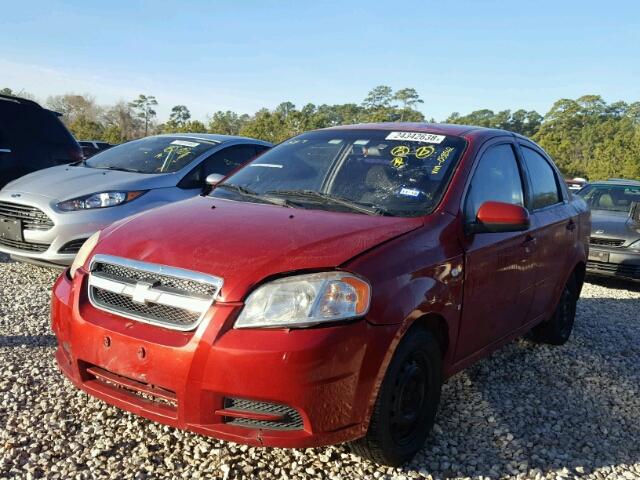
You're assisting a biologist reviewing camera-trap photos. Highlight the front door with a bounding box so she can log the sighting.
[455,141,536,362]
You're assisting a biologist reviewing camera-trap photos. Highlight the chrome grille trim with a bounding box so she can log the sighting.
[88,254,223,331]
[0,201,54,230]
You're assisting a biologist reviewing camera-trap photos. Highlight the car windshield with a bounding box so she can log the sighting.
[210,129,466,217]
[578,184,640,212]
[85,136,219,174]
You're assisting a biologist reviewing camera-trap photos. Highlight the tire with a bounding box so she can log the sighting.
[349,328,442,466]
[531,275,578,345]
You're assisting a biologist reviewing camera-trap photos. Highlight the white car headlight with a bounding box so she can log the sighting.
[69,231,101,278]
[57,191,145,211]
[629,239,640,251]
[235,272,371,329]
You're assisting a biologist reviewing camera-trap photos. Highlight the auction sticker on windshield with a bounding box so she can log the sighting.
[170,140,200,148]
[385,132,445,144]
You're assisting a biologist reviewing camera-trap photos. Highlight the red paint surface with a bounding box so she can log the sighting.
[51,124,590,448]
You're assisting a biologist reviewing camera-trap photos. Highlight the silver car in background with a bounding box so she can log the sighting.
[0,134,271,267]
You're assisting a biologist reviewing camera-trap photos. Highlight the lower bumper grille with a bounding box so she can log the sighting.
[58,238,88,254]
[587,260,640,279]
[218,397,304,431]
[83,363,178,411]
[0,237,50,252]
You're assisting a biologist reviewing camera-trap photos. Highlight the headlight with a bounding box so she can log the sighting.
[69,231,101,278]
[629,239,640,251]
[57,191,145,211]
[235,272,371,329]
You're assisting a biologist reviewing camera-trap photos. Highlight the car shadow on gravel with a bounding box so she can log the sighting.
[0,335,57,347]
[586,275,640,292]
[406,295,640,478]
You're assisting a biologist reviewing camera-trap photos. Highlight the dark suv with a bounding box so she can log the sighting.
[0,94,82,188]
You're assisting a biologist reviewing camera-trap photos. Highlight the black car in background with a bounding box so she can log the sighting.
[78,140,114,158]
[0,94,82,188]
[577,179,640,282]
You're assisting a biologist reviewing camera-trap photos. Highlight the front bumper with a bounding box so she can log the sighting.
[52,269,397,448]
[586,247,640,281]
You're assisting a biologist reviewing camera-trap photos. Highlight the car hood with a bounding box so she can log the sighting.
[95,196,424,301]
[1,165,176,200]
[591,210,640,243]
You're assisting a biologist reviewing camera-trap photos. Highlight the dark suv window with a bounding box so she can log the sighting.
[465,144,524,221]
[521,146,561,209]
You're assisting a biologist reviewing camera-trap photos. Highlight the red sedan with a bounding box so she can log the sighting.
[52,123,590,466]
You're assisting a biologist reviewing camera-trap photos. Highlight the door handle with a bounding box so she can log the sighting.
[566,219,576,231]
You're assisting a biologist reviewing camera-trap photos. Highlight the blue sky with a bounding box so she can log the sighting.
[1,0,639,122]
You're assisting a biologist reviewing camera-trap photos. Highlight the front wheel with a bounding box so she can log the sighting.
[532,276,578,345]
[349,328,442,466]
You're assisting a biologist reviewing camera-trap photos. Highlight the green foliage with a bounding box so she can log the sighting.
[6,85,638,181]
[446,108,542,137]
[129,94,158,136]
[533,95,640,180]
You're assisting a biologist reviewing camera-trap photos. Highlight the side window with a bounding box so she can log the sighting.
[178,144,258,189]
[465,144,524,221]
[203,144,257,177]
[521,146,561,209]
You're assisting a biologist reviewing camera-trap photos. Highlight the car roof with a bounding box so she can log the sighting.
[320,122,515,138]
[154,133,271,145]
[589,179,640,186]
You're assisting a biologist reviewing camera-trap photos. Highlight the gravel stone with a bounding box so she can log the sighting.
[0,253,639,479]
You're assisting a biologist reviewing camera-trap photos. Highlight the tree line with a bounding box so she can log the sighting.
[2,86,639,180]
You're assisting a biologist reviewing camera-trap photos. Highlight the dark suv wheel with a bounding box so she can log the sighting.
[350,328,442,466]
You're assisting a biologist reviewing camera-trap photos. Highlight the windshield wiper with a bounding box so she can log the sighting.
[217,183,294,208]
[266,189,388,216]
[99,166,143,173]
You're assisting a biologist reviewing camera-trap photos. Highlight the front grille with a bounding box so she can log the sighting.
[0,201,54,231]
[88,254,223,331]
[93,288,201,326]
[94,262,218,297]
[58,238,88,254]
[0,237,49,252]
[222,397,304,430]
[587,260,640,279]
[590,237,625,247]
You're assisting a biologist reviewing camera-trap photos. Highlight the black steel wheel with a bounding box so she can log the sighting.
[349,328,442,466]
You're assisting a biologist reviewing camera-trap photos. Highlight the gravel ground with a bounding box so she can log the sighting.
[1,253,639,480]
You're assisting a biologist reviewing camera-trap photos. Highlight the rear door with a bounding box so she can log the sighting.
[456,139,536,361]
[517,142,575,323]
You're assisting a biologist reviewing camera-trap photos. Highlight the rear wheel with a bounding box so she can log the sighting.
[349,328,442,466]
[532,276,578,345]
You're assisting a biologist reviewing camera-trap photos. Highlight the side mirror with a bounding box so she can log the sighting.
[467,201,530,234]
[205,173,225,187]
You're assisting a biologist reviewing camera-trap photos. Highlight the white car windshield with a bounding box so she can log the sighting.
[85,136,219,174]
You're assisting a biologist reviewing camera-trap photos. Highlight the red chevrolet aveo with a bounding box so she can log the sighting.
[52,123,589,465]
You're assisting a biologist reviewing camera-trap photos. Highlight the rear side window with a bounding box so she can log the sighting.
[521,146,561,209]
[465,144,524,221]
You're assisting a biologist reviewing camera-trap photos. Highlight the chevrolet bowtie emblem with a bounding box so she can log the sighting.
[132,281,156,304]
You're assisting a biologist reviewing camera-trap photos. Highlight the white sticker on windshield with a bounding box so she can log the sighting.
[385,132,445,144]
[250,163,283,168]
[328,139,343,144]
[399,187,421,197]
[171,140,200,147]
[354,139,370,145]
